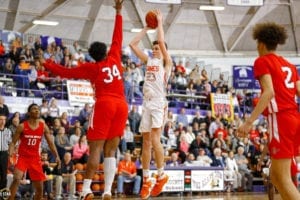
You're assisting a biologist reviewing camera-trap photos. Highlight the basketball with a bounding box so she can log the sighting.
[76,173,83,181]
[99,173,105,181]
[92,183,100,191]
[76,183,83,192]
[145,10,158,29]
[98,163,104,171]
[75,163,84,171]
[92,173,100,181]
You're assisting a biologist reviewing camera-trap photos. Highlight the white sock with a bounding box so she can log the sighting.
[143,169,150,179]
[157,168,164,178]
[82,179,92,192]
[104,157,116,195]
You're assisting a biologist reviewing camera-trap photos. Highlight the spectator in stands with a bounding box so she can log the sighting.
[0,113,12,190]
[196,148,212,167]
[211,147,226,168]
[0,95,9,118]
[175,60,186,75]
[242,137,255,160]
[22,45,34,63]
[176,108,189,128]
[14,56,31,96]
[165,124,178,150]
[189,132,208,157]
[117,152,141,197]
[60,112,70,135]
[183,153,198,166]
[128,105,141,134]
[51,117,61,136]
[167,152,180,167]
[8,45,20,64]
[3,58,14,75]
[69,127,82,147]
[78,103,91,126]
[0,40,5,57]
[28,61,37,93]
[121,123,135,154]
[208,117,221,139]
[212,136,228,154]
[40,99,50,124]
[213,122,228,140]
[185,126,195,145]
[7,112,20,135]
[72,134,89,164]
[34,37,42,52]
[235,146,253,191]
[55,127,72,160]
[48,98,60,123]
[192,110,203,127]
[41,150,55,200]
[68,119,83,136]
[225,150,242,192]
[186,81,196,108]
[166,110,174,123]
[178,132,190,155]
[36,60,51,88]
[55,152,77,199]
[175,71,188,93]
[129,62,143,102]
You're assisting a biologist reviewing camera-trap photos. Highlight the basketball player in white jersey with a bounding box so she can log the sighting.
[129,9,172,200]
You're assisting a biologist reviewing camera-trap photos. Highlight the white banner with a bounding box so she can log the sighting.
[145,0,181,4]
[150,170,185,192]
[66,80,95,106]
[191,170,224,191]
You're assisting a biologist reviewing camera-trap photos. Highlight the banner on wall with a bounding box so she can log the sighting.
[191,170,224,191]
[210,93,234,120]
[40,35,62,50]
[150,170,185,192]
[66,80,95,106]
[0,30,23,53]
[232,65,260,89]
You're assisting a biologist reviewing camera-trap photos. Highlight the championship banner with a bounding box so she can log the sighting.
[150,170,185,192]
[210,93,234,121]
[66,80,95,106]
[1,30,23,53]
[191,170,224,191]
[232,65,260,89]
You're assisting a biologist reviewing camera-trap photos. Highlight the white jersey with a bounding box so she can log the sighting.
[143,58,170,99]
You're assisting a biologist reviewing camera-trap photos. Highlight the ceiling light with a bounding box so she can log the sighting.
[199,5,225,11]
[130,28,156,34]
[32,20,59,26]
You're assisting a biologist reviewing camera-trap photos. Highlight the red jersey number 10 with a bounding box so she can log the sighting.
[102,65,122,83]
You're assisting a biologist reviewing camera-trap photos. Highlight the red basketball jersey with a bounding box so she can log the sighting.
[253,53,299,115]
[18,121,44,157]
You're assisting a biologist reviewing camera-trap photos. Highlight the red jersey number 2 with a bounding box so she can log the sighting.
[282,66,295,89]
[102,65,122,83]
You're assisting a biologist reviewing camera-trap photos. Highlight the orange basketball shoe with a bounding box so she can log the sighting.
[79,190,94,200]
[150,173,169,197]
[140,178,154,200]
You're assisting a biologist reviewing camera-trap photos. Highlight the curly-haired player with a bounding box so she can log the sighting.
[238,22,300,199]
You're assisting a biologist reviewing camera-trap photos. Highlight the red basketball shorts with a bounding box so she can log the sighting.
[15,156,46,181]
[268,110,299,159]
[87,97,128,141]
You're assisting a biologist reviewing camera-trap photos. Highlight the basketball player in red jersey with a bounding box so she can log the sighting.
[129,9,172,199]
[7,103,60,200]
[41,1,126,199]
[238,22,300,199]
